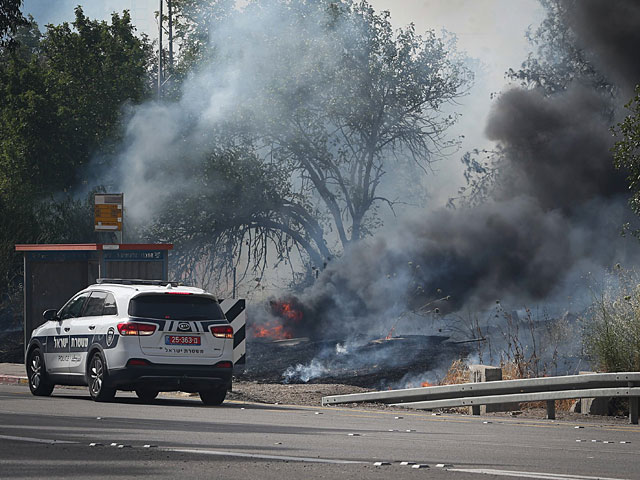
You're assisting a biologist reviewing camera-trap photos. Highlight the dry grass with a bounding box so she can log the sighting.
[439,359,470,385]
[439,359,577,412]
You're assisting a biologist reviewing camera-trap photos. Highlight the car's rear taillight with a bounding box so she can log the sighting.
[117,322,157,336]
[210,325,233,339]
[214,361,233,369]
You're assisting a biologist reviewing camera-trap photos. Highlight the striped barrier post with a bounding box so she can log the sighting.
[220,299,246,372]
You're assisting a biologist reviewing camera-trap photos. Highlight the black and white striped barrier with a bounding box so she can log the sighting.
[220,299,246,371]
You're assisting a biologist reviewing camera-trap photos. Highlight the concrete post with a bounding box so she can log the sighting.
[580,371,609,415]
[629,381,638,425]
[629,397,638,425]
[546,400,556,420]
[468,365,518,415]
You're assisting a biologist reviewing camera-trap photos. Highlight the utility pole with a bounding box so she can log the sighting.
[158,0,163,100]
[168,0,173,71]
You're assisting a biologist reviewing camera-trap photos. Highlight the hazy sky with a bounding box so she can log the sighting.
[22,0,544,202]
[372,1,545,202]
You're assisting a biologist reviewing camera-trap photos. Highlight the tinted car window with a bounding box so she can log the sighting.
[129,295,225,320]
[58,293,90,320]
[103,293,117,315]
[83,292,107,316]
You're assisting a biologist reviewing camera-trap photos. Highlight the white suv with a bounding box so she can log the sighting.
[25,279,234,405]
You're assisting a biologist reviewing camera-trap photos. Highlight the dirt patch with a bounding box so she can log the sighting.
[228,381,372,406]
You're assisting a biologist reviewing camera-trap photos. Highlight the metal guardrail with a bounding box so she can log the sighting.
[321,372,640,424]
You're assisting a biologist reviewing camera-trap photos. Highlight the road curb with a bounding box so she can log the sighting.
[0,375,28,385]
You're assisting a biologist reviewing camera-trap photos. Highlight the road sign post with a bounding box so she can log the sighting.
[94,193,123,243]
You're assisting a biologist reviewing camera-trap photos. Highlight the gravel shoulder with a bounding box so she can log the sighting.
[227,380,371,406]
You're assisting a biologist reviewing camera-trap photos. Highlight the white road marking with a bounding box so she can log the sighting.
[0,434,77,445]
[164,447,365,464]
[449,468,628,480]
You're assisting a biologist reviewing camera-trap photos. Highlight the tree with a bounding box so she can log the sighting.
[0,0,26,49]
[507,0,612,96]
[0,8,153,198]
[152,0,470,288]
[0,8,153,328]
[169,0,233,74]
[146,144,332,290]
[262,2,470,249]
[455,0,616,209]
[613,86,640,218]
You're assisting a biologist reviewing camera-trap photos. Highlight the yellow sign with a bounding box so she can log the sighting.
[94,194,123,231]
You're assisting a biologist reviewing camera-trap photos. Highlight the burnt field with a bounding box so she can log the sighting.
[239,335,465,388]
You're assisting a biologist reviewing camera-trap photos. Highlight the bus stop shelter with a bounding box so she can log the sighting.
[15,243,173,350]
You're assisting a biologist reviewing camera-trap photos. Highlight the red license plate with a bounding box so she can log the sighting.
[165,335,201,345]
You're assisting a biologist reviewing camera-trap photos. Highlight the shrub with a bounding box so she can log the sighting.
[583,266,640,372]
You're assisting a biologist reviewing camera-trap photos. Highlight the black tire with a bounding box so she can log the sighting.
[135,388,159,402]
[199,388,226,406]
[26,348,54,396]
[88,352,116,402]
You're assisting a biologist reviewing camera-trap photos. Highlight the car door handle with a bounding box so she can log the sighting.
[88,325,96,330]
[64,327,70,332]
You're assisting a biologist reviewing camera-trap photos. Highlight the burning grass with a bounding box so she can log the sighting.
[251,299,304,340]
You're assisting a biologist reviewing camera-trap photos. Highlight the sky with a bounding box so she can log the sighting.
[371,0,545,203]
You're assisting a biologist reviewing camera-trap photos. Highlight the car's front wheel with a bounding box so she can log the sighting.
[26,348,54,396]
[199,388,226,406]
[88,352,116,402]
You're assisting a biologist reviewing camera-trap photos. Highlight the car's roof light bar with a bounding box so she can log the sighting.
[96,278,182,287]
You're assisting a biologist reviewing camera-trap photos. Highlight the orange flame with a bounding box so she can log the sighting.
[274,301,303,322]
[253,300,303,340]
[385,326,395,340]
[253,322,293,340]
[421,381,433,387]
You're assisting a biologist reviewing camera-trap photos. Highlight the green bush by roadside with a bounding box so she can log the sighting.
[584,266,640,372]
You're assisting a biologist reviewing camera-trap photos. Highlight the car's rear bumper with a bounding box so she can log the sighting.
[108,362,232,392]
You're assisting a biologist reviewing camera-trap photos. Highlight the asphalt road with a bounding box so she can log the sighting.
[0,384,638,480]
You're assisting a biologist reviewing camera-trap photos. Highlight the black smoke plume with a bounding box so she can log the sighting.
[265,1,640,343]
[561,0,640,95]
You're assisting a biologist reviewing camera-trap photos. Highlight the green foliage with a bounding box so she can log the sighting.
[613,86,640,219]
[583,266,640,372]
[507,0,612,95]
[0,0,26,49]
[0,8,152,198]
[145,144,328,291]
[0,8,152,327]
[170,0,233,76]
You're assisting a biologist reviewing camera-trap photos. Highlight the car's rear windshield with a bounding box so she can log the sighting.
[128,294,225,320]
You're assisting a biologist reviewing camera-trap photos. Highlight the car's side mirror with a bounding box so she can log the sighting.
[42,309,59,322]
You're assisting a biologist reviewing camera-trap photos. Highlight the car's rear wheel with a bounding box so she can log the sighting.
[26,348,54,396]
[199,388,226,406]
[135,388,159,402]
[88,352,116,402]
